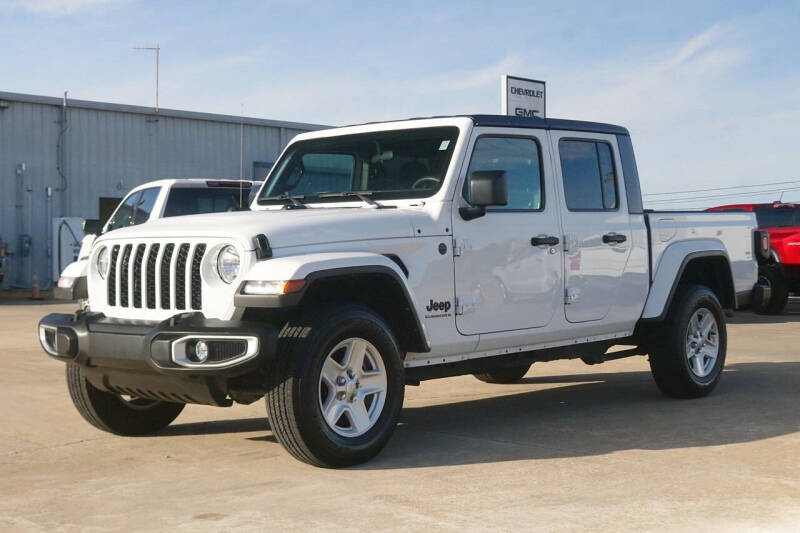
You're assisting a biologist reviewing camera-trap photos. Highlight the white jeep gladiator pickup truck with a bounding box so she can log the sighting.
[55,178,259,300]
[39,115,770,467]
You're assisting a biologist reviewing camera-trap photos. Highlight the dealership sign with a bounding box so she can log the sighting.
[502,75,546,118]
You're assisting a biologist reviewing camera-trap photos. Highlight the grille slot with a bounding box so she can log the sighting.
[119,244,133,307]
[191,244,206,310]
[160,243,175,309]
[132,244,146,308]
[104,240,209,313]
[175,244,190,310]
[146,244,160,309]
[107,245,120,306]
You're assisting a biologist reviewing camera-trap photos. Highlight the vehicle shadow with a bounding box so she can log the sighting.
[362,361,800,469]
[728,298,800,325]
[151,362,799,468]
[158,416,271,437]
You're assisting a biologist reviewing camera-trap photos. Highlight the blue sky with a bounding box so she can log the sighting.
[1,0,798,207]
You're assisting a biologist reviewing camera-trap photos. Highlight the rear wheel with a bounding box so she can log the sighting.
[754,264,789,315]
[648,285,727,398]
[266,305,404,467]
[65,364,185,435]
[474,363,532,384]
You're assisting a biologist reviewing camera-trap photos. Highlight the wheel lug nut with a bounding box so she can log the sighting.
[337,392,345,400]
[336,377,346,386]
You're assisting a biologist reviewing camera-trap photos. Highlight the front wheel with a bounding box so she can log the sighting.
[648,285,727,398]
[65,364,185,435]
[266,305,405,467]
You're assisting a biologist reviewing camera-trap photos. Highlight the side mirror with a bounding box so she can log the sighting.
[460,170,508,221]
[82,219,102,235]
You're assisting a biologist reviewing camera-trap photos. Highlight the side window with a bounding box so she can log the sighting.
[465,136,543,210]
[559,140,618,211]
[131,187,159,225]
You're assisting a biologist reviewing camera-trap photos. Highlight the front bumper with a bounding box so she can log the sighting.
[38,312,278,405]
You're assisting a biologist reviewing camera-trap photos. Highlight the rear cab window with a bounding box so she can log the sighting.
[559,139,618,211]
[163,187,253,217]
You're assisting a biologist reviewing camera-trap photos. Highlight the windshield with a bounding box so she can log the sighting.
[258,127,459,204]
[105,187,159,231]
[755,207,800,228]
[163,187,252,217]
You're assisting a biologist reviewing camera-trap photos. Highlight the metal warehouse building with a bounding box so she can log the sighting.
[0,91,326,290]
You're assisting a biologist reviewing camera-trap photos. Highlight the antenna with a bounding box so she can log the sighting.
[239,103,244,208]
[133,43,160,112]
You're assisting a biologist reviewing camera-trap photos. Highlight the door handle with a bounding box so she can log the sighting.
[531,235,560,247]
[602,233,627,244]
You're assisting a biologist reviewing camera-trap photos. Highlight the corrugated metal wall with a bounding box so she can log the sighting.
[0,92,324,289]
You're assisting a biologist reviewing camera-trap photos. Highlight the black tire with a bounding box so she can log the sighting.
[648,284,727,399]
[65,364,185,435]
[474,363,532,384]
[754,264,789,315]
[265,305,404,467]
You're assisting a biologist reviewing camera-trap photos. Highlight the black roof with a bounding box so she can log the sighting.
[467,114,629,135]
[344,114,629,136]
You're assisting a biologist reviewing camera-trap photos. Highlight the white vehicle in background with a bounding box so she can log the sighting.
[55,179,260,300]
[40,114,770,467]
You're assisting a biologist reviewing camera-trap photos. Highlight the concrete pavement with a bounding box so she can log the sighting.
[1,301,798,531]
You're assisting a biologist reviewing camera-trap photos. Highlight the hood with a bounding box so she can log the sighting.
[96,207,418,249]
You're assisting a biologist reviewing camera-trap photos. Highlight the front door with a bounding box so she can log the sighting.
[452,129,563,335]
[551,133,632,323]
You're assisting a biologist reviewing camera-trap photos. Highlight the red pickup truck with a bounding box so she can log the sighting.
[707,202,798,313]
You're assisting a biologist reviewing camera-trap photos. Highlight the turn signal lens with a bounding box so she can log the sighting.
[242,279,306,295]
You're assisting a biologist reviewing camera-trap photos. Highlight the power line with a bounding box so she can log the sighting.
[645,186,800,204]
[643,179,800,197]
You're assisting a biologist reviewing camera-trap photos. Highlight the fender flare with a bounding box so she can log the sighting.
[642,240,734,321]
[234,252,430,351]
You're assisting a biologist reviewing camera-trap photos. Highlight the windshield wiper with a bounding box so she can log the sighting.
[317,191,395,209]
[259,194,307,209]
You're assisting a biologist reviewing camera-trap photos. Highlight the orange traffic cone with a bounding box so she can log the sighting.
[30,269,42,300]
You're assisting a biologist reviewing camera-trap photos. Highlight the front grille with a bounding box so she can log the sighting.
[105,241,207,312]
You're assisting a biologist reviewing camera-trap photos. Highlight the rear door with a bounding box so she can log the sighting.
[551,132,632,323]
[452,128,563,335]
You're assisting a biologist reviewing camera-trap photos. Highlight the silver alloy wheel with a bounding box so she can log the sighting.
[685,307,720,378]
[318,337,388,438]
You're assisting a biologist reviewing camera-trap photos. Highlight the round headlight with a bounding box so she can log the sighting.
[216,245,240,284]
[96,246,109,279]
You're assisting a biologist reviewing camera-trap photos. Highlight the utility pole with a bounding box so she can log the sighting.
[133,43,160,112]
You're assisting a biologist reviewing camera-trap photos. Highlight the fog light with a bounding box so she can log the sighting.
[194,340,209,362]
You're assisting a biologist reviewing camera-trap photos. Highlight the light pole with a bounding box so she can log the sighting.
[133,43,160,112]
